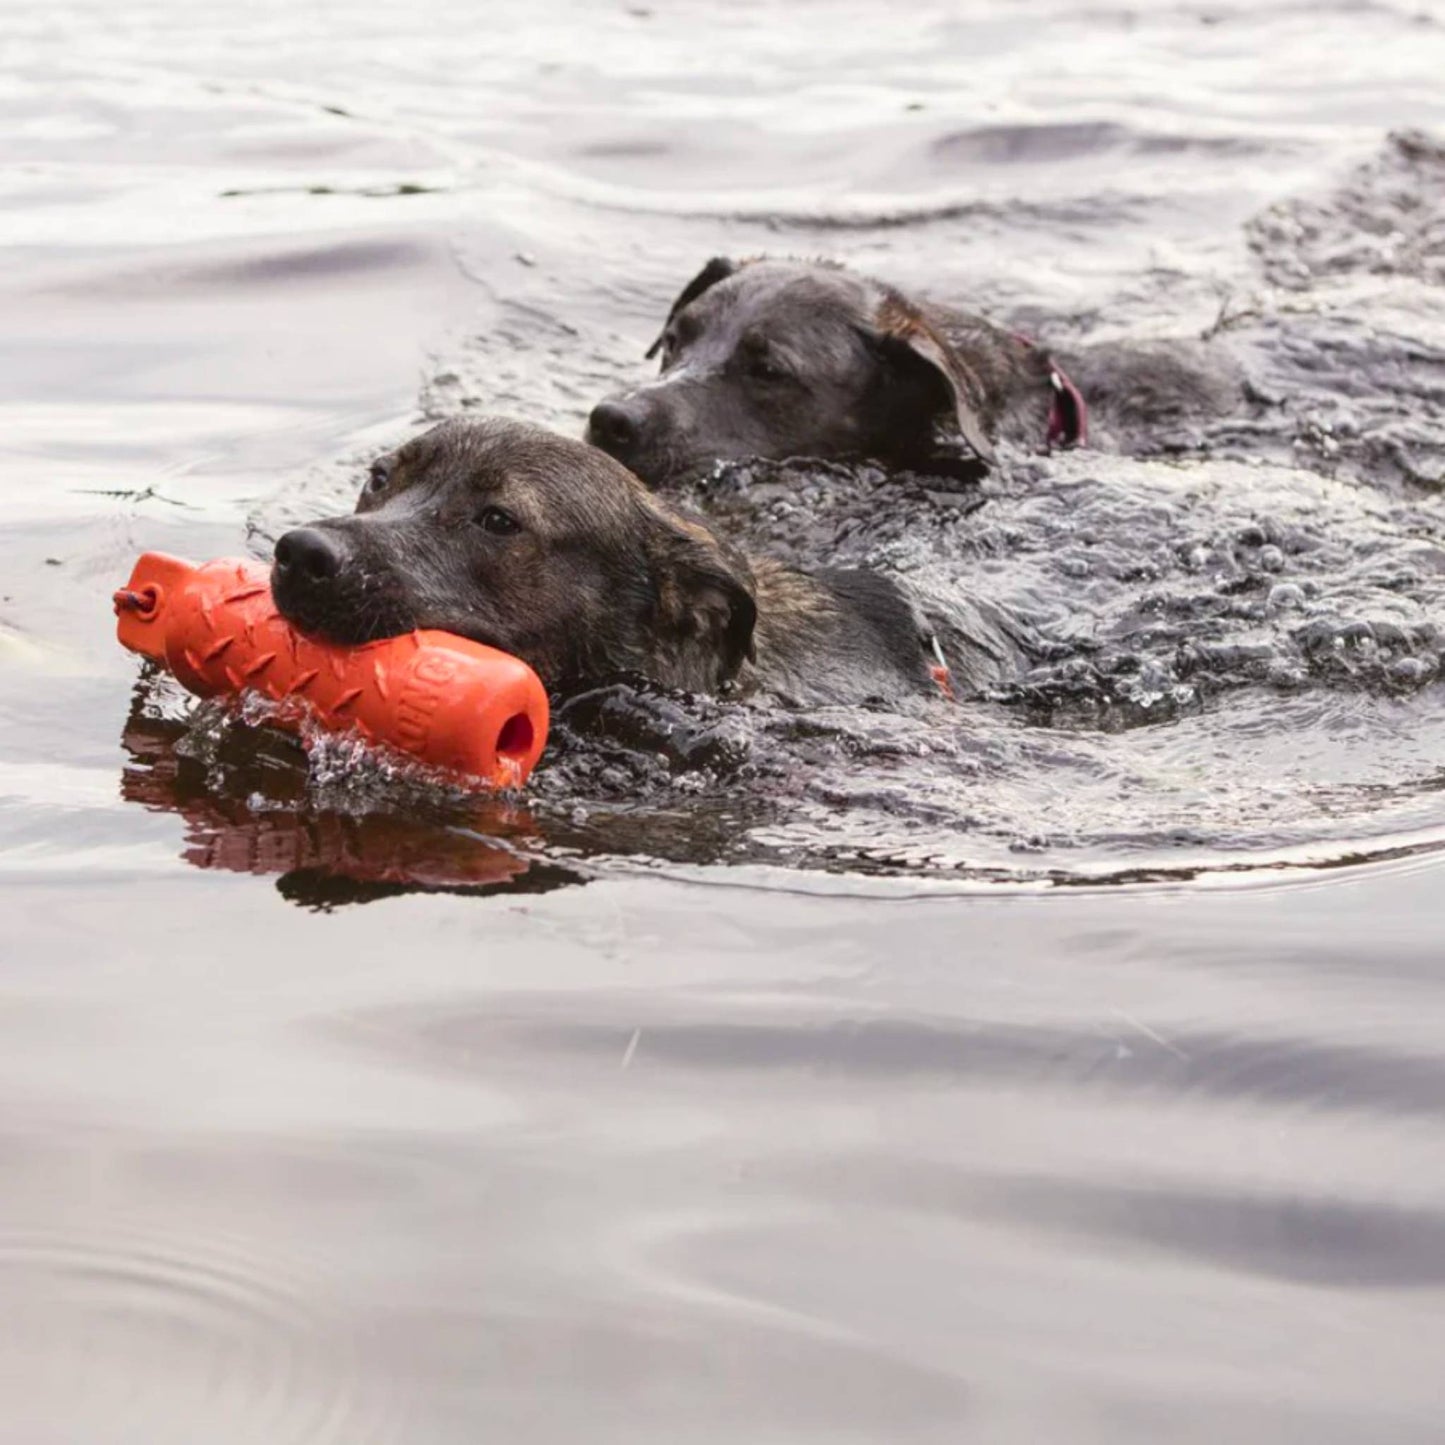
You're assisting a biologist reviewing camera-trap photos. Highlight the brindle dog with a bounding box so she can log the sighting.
[587,256,1233,486]
[270,417,950,707]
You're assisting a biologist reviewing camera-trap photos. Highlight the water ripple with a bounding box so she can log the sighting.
[0,1223,411,1443]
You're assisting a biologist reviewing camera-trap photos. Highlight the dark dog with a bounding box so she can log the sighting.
[270,417,952,707]
[586,256,1087,486]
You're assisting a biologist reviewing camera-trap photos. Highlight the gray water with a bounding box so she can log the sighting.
[4,0,1445,1439]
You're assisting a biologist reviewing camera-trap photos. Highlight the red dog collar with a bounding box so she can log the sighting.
[1046,363,1088,448]
[1011,332,1088,449]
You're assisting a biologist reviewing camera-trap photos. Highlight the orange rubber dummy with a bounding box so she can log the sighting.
[114,553,548,788]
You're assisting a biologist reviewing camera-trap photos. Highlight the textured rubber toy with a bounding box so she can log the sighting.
[114,553,548,788]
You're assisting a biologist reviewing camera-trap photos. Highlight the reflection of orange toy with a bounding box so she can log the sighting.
[118,701,580,905]
[114,553,548,787]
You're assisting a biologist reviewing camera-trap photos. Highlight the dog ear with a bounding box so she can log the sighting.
[644,511,757,691]
[645,257,739,360]
[872,302,997,467]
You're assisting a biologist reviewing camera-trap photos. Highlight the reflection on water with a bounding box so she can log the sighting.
[118,695,586,906]
[4,0,1445,1440]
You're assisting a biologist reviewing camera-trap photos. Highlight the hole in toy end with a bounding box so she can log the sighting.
[495,713,534,762]
[113,584,161,620]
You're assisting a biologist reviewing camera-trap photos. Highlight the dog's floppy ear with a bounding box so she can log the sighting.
[872,298,997,467]
[645,256,739,360]
[644,509,757,691]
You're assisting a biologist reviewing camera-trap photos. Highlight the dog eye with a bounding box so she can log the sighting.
[366,459,391,493]
[475,505,521,536]
[745,349,789,383]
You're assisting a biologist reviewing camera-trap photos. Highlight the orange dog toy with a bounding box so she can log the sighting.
[114,553,548,787]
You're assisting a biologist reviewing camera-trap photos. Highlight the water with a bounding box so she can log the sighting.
[4,0,1445,1438]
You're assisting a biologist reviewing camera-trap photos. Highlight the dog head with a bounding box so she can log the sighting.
[271,417,756,694]
[586,257,994,485]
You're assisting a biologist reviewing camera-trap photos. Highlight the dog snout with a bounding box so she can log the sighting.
[270,522,414,645]
[274,526,347,584]
[271,525,357,636]
[587,397,646,461]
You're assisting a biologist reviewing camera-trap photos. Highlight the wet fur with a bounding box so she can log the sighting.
[271,417,939,708]
[588,255,1237,485]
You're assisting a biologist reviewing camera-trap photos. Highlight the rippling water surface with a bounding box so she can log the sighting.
[4,1,1445,1439]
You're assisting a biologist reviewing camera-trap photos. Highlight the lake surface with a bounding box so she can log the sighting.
[3,1,1445,1439]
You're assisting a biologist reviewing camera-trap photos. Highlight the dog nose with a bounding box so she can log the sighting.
[274,527,345,584]
[587,399,641,458]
